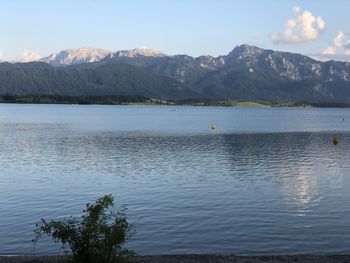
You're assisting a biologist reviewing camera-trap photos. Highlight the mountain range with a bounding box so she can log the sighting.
[2,44,350,103]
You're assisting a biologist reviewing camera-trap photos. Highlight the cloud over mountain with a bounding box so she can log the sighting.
[19,48,42,62]
[270,6,325,44]
[333,31,345,47]
[318,31,350,61]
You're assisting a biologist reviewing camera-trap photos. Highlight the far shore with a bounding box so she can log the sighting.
[0,96,273,107]
[1,94,350,108]
[1,255,350,263]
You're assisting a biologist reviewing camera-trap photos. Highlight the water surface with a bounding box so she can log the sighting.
[0,104,350,255]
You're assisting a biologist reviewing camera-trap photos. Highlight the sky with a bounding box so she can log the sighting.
[1,0,350,61]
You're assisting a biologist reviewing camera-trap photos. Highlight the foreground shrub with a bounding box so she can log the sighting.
[34,195,134,263]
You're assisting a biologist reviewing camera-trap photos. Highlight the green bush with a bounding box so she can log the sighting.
[33,195,134,263]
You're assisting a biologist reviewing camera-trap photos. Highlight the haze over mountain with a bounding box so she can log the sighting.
[2,44,350,103]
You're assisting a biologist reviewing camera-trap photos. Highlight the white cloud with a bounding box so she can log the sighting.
[322,46,336,55]
[19,48,42,62]
[322,31,350,56]
[270,6,325,44]
[314,31,350,61]
[316,17,325,31]
[334,31,345,47]
[292,5,301,14]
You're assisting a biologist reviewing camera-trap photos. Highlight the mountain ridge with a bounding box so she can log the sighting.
[39,47,166,66]
[2,44,350,103]
[39,48,112,66]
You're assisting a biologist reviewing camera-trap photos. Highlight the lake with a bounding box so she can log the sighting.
[1,104,350,255]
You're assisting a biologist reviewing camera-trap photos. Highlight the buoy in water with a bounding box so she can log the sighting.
[332,136,339,145]
[211,124,217,130]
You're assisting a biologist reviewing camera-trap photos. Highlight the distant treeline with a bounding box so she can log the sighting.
[1,94,350,108]
[290,101,350,108]
[0,94,149,105]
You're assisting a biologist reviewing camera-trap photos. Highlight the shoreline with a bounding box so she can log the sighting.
[0,101,347,109]
[1,95,350,108]
[1,255,350,263]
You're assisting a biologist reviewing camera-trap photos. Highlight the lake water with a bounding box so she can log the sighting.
[1,104,350,255]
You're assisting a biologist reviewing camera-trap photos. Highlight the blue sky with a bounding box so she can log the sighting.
[1,0,350,61]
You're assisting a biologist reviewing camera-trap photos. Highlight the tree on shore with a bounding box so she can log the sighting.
[34,195,134,263]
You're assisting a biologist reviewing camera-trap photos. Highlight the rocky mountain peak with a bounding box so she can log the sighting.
[111,47,166,58]
[196,55,225,69]
[40,48,112,65]
[226,44,265,60]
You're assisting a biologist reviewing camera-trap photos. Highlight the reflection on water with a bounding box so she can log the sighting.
[280,168,319,213]
[0,105,350,255]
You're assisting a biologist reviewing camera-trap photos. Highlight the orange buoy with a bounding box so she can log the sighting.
[332,136,339,145]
